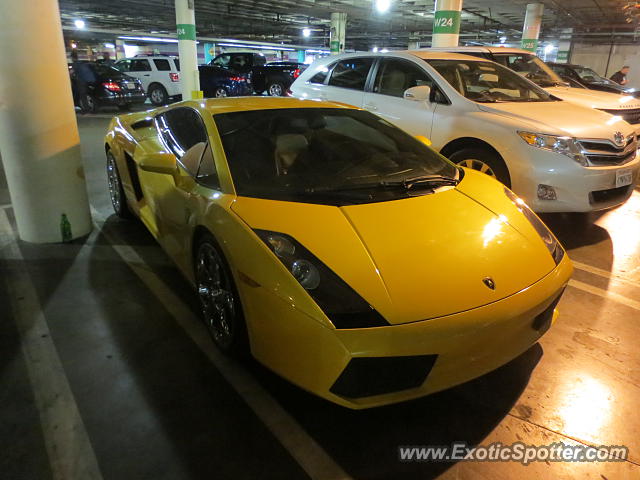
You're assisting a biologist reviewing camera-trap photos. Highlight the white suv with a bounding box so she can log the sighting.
[115,55,181,105]
[291,51,639,212]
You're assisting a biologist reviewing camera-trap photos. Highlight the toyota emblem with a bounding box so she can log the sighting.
[613,131,625,147]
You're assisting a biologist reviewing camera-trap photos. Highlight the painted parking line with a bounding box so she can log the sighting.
[90,207,352,480]
[572,260,638,288]
[0,210,103,480]
[568,279,640,312]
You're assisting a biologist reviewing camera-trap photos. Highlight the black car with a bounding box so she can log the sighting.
[197,64,253,98]
[208,52,306,96]
[549,62,640,98]
[70,62,146,112]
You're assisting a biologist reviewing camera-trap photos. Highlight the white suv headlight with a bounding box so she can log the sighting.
[518,131,587,166]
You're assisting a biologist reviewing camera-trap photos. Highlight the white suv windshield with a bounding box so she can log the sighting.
[427,59,555,103]
[492,53,564,87]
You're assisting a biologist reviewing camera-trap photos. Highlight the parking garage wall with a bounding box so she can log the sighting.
[570,42,640,88]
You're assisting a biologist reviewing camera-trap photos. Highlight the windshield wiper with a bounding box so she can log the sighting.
[307,174,459,193]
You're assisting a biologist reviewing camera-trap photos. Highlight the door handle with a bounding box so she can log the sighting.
[364,103,378,111]
[143,74,151,76]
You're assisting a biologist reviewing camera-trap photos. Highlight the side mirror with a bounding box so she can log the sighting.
[138,151,177,175]
[404,85,431,102]
[415,135,432,147]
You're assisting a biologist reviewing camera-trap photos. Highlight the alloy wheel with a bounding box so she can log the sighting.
[106,153,121,213]
[457,158,497,178]
[150,88,165,104]
[214,88,228,98]
[268,83,283,96]
[196,243,235,349]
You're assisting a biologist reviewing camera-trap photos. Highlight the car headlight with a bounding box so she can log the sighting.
[518,131,587,166]
[504,188,565,265]
[255,230,389,329]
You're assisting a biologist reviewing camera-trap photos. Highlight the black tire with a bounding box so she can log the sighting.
[148,84,168,106]
[267,80,285,96]
[86,94,99,113]
[195,233,248,357]
[214,87,228,98]
[253,89,265,96]
[106,150,132,218]
[448,147,511,187]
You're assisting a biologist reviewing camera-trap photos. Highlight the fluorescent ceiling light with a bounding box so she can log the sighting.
[104,42,115,48]
[376,0,391,13]
[218,42,295,51]
[74,19,85,29]
[118,35,179,43]
[302,28,311,37]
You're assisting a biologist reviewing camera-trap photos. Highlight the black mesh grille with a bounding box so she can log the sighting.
[589,185,632,205]
[532,288,565,333]
[125,152,144,201]
[330,354,438,399]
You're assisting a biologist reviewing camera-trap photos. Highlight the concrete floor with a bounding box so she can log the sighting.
[1,108,640,479]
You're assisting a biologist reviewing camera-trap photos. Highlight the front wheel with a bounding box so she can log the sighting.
[106,151,132,218]
[195,234,247,356]
[448,147,511,187]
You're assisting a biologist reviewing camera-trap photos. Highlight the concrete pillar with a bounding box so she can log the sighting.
[175,0,201,99]
[330,12,347,54]
[297,49,306,63]
[432,0,463,48]
[408,41,421,50]
[0,0,91,243]
[115,39,126,60]
[521,3,544,52]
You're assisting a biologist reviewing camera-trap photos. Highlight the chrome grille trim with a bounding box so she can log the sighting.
[577,136,638,167]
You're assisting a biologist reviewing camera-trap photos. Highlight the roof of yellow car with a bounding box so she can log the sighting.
[182,96,358,114]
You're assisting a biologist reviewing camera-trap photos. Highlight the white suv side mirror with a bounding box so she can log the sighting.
[404,85,431,102]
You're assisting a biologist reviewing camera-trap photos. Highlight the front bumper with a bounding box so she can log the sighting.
[509,145,640,213]
[244,254,573,409]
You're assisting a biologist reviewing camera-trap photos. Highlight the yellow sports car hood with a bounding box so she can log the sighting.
[232,186,557,325]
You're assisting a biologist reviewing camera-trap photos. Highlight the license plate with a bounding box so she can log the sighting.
[125,83,136,90]
[615,169,633,188]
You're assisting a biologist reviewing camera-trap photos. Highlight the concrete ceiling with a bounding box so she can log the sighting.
[58,0,640,49]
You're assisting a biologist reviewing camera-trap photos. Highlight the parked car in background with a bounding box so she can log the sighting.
[70,62,146,112]
[208,52,305,96]
[292,51,639,213]
[426,46,640,129]
[198,64,253,97]
[548,62,640,98]
[115,55,181,105]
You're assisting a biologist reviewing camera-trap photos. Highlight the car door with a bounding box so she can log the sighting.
[128,58,154,91]
[322,57,374,107]
[151,107,209,261]
[362,57,439,138]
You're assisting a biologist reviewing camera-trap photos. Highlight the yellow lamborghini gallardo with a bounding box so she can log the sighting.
[104,97,572,409]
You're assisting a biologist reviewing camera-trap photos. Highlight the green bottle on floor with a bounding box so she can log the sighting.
[60,213,72,243]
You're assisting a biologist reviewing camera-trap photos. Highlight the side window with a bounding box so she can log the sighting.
[196,143,221,189]
[116,60,130,72]
[328,58,373,90]
[308,63,334,84]
[212,55,230,68]
[173,59,180,71]
[156,108,208,163]
[130,59,152,72]
[154,59,171,71]
[374,59,434,97]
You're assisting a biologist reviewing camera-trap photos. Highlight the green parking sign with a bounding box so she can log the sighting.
[432,10,461,35]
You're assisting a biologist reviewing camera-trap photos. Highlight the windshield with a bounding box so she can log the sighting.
[573,66,611,84]
[491,53,564,87]
[90,64,127,77]
[426,59,554,103]
[214,108,458,205]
